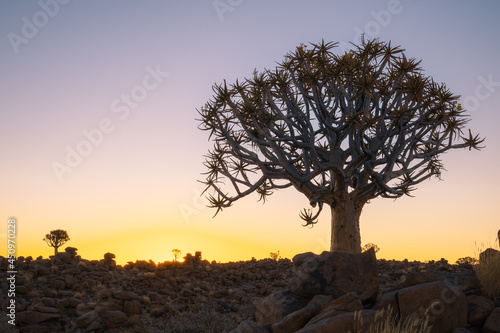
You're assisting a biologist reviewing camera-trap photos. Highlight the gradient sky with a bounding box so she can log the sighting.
[1,1,499,265]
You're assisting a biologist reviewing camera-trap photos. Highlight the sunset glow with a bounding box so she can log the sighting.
[1,1,499,266]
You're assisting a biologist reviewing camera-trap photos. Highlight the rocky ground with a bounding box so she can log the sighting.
[0,247,498,332]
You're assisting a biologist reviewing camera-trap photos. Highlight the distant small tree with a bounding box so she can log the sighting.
[269,250,281,260]
[43,229,70,255]
[172,249,182,262]
[362,243,380,254]
[456,257,478,265]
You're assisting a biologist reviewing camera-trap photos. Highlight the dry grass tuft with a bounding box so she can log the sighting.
[354,309,432,333]
[474,241,500,299]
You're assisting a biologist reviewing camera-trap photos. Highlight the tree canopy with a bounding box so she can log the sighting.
[198,39,483,253]
[43,229,70,255]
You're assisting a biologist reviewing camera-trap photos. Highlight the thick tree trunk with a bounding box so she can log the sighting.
[330,196,364,253]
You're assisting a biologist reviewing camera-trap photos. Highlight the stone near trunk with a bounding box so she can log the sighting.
[398,281,467,333]
[308,294,335,309]
[271,302,322,333]
[466,294,495,327]
[288,249,379,304]
[255,289,309,326]
[307,292,363,326]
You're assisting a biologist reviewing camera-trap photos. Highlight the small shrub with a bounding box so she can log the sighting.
[362,243,380,254]
[269,251,280,260]
[455,257,478,265]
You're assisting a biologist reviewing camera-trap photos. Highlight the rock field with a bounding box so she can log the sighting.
[0,247,499,332]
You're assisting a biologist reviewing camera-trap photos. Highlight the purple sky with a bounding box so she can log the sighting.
[1,1,499,263]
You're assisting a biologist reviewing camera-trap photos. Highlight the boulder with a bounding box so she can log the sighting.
[307,292,363,326]
[373,290,398,312]
[104,252,116,261]
[112,289,139,300]
[96,289,112,301]
[16,322,63,333]
[17,310,61,325]
[271,302,322,333]
[479,248,500,264]
[403,271,481,294]
[64,247,78,258]
[100,310,128,328]
[74,309,99,328]
[288,249,379,304]
[296,309,378,333]
[255,289,309,326]
[76,302,94,316]
[95,301,122,314]
[398,281,467,333]
[229,319,269,333]
[123,299,142,316]
[466,294,495,327]
[483,307,500,333]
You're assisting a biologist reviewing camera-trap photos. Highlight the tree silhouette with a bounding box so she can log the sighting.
[43,229,70,255]
[198,39,484,254]
[172,249,182,262]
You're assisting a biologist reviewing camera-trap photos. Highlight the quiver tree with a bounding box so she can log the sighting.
[43,229,70,255]
[198,39,484,254]
[172,248,182,262]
